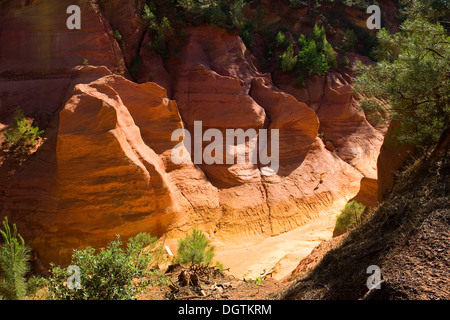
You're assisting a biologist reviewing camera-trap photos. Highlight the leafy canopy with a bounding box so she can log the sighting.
[47,233,168,300]
[279,24,336,85]
[176,228,215,267]
[354,19,450,146]
[3,108,43,156]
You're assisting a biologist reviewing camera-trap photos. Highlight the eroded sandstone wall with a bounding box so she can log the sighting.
[0,0,385,267]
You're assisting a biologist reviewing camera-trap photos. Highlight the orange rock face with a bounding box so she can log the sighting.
[0,0,125,75]
[1,66,182,265]
[274,70,386,208]
[0,4,386,268]
[166,26,364,243]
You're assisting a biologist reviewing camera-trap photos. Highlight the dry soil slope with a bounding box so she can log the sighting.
[277,130,450,300]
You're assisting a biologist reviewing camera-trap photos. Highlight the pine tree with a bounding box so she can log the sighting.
[176,228,215,268]
[0,217,30,300]
[354,19,450,146]
[3,108,43,156]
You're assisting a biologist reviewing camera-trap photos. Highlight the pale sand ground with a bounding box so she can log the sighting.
[213,211,339,281]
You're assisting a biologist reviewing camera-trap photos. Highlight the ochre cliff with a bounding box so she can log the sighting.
[0,0,386,267]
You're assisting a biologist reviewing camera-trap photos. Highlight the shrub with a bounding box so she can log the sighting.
[127,232,167,269]
[142,4,157,30]
[47,234,166,300]
[341,29,357,52]
[297,39,329,75]
[334,201,366,236]
[279,23,336,82]
[276,31,288,47]
[113,29,123,42]
[239,21,254,48]
[288,0,304,8]
[3,109,43,156]
[0,217,31,300]
[340,55,350,69]
[175,228,215,268]
[354,19,450,147]
[279,44,298,72]
[177,0,252,48]
[26,275,47,299]
[144,12,172,58]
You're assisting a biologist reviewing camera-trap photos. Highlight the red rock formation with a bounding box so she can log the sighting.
[0,3,387,268]
[274,71,386,208]
[168,26,364,242]
[377,122,415,202]
[0,0,125,76]
[0,66,185,265]
[97,0,147,68]
[0,0,127,124]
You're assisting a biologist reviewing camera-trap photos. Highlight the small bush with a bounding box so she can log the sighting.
[113,29,123,42]
[26,275,47,299]
[175,228,215,268]
[279,24,336,82]
[340,55,350,69]
[341,29,357,52]
[3,109,43,156]
[279,44,298,72]
[127,232,167,269]
[145,13,172,58]
[47,234,167,300]
[276,31,288,47]
[142,4,157,30]
[334,201,366,236]
[0,217,31,300]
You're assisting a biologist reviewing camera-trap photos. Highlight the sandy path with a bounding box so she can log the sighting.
[213,211,339,280]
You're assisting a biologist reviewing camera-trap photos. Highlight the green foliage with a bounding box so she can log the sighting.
[127,232,167,269]
[335,0,378,9]
[297,39,330,76]
[276,31,288,47]
[3,109,43,156]
[0,217,31,300]
[278,24,336,82]
[239,22,254,48]
[143,3,173,58]
[286,0,320,10]
[354,19,450,146]
[252,5,267,33]
[177,0,252,46]
[400,0,450,23]
[26,275,47,299]
[47,234,167,300]
[288,0,305,8]
[297,24,336,73]
[279,44,298,72]
[352,25,378,60]
[255,275,262,287]
[139,0,254,57]
[113,29,123,42]
[175,228,215,268]
[142,3,173,57]
[334,201,366,236]
[341,29,357,52]
[142,3,158,30]
[286,1,376,12]
[323,41,337,69]
[215,261,225,272]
